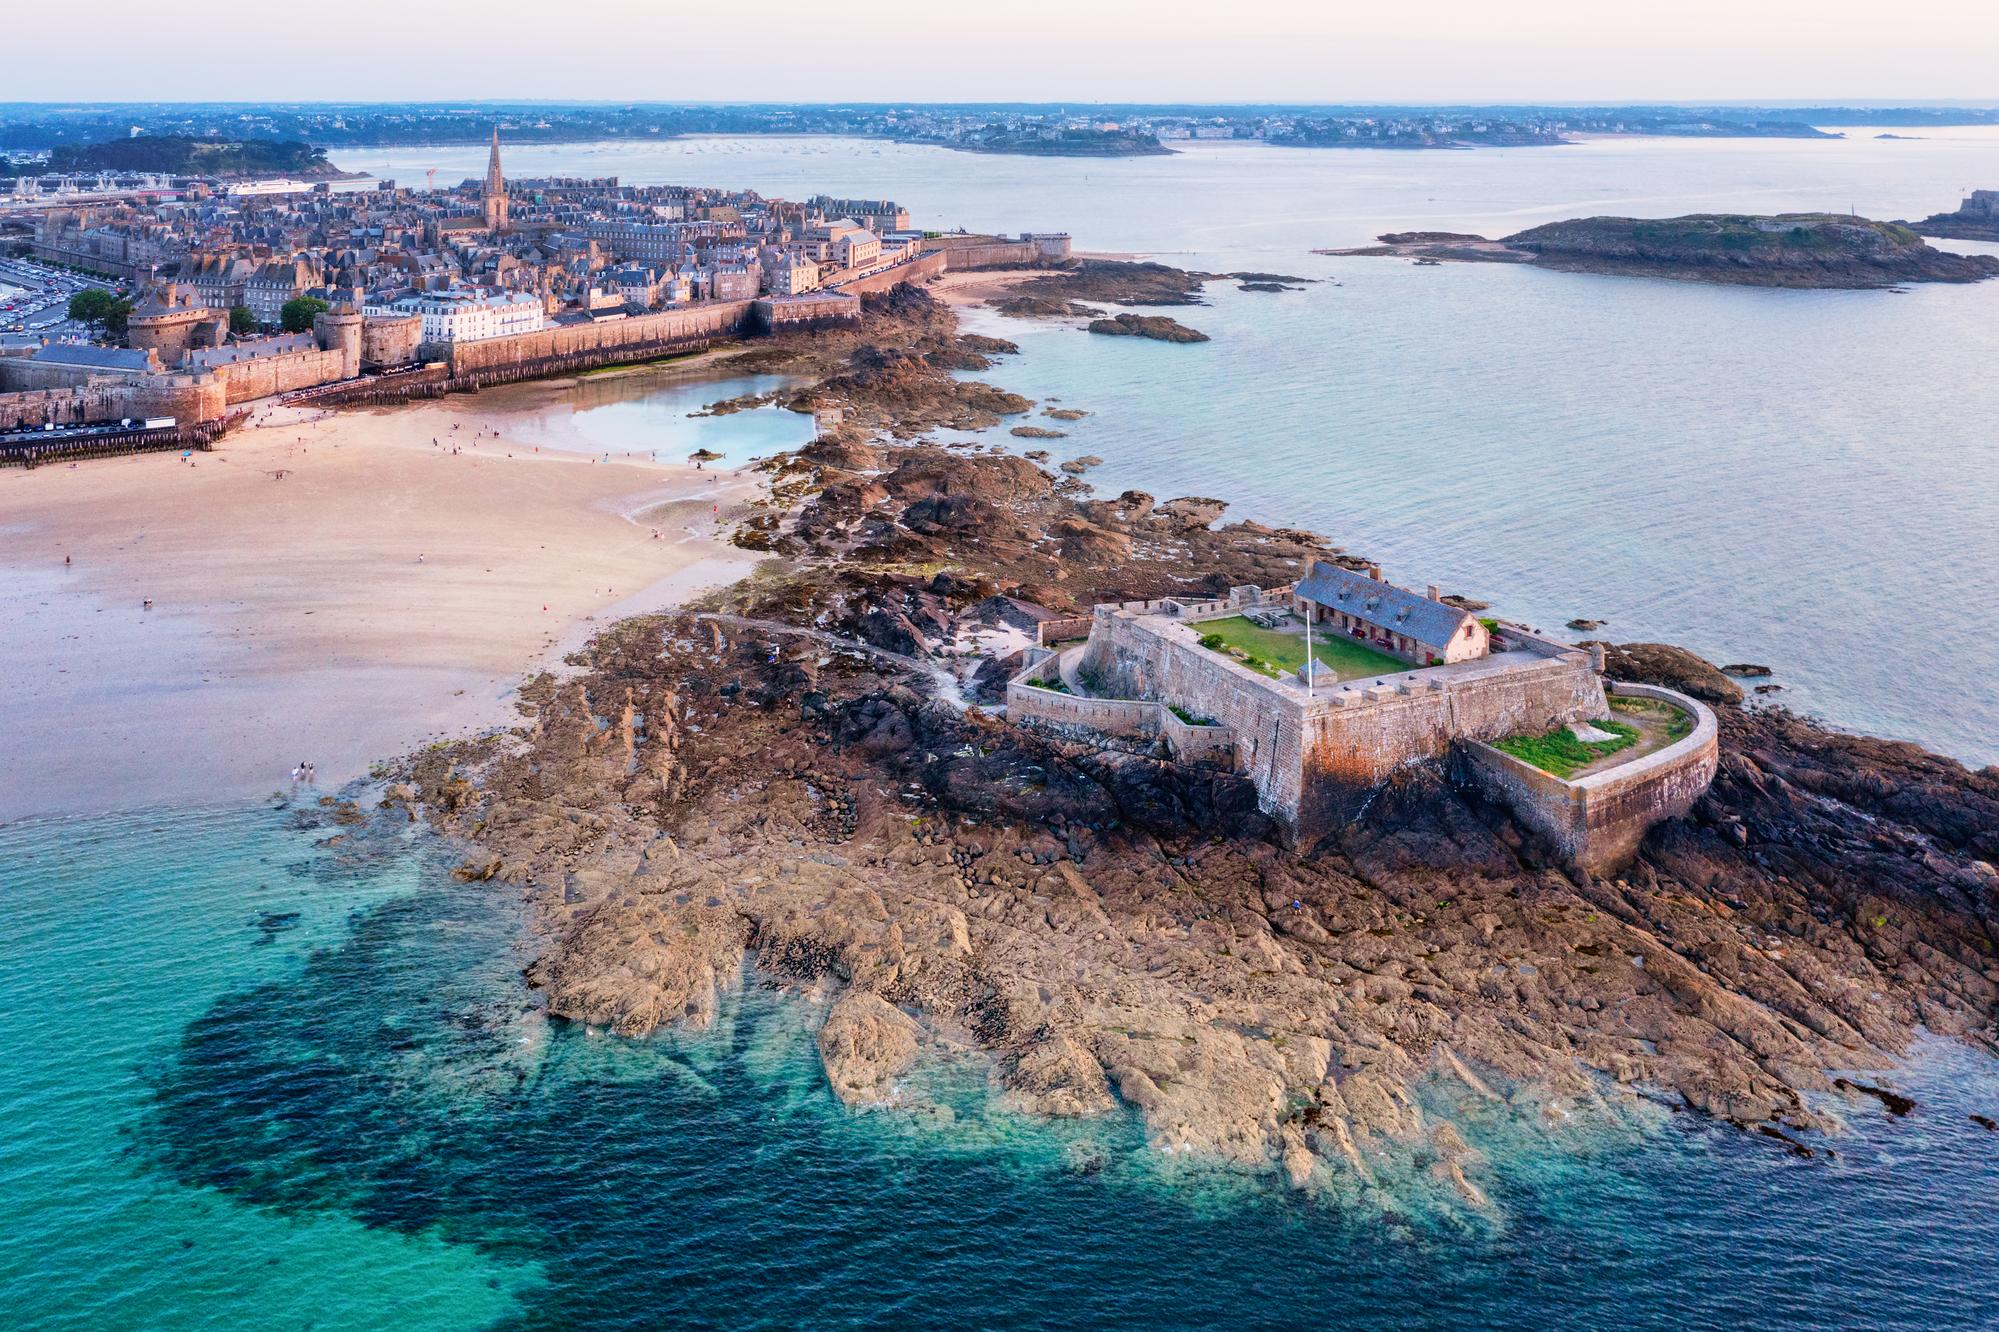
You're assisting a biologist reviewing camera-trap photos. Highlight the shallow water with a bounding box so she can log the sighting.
[467,365,817,468]
[338,133,1999,765]
[5,807,1999,1329]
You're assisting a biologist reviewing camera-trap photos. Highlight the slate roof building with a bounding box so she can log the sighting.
[1292,559,1488,666]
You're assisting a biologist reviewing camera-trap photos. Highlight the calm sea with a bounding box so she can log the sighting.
[6,136,1999,1328]
[340,131,1999,766]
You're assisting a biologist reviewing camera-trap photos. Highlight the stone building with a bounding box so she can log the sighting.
[1292,561,1489,667]
[124,284,229,366]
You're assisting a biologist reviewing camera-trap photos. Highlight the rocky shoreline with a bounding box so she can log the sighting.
[382,284,1999,1200]
[1324,214,1999,288]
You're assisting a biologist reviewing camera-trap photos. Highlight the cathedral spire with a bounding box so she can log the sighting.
[483,127,509,233]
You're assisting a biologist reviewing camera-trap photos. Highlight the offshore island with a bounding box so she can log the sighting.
[1326,212,1999,288]
[5,140,1997,1203]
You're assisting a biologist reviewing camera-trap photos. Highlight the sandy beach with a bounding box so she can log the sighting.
[0,398,761,821]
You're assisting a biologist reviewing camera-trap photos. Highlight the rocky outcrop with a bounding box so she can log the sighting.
[1592,642,1744,705]
[818,991,921,1106]
[1087,314,1210,343]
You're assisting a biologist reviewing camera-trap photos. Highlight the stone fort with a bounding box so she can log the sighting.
[1008,560,1717,873]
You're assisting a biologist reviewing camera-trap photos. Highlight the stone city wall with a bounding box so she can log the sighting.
[434,300,757,378]
[1452,682,1719,875]
[827,251,949,296]
[0,383,130,430]
[922,234,1074,269]
[753,293,863,332]
[215,347,349,405]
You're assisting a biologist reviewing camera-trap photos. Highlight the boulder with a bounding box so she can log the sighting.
[818,990,920,1106]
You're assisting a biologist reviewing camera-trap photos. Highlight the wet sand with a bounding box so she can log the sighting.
[0,401,760,821]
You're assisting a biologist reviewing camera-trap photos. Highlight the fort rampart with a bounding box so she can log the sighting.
[1453,683,1719,874]
[1074,595,1606,844]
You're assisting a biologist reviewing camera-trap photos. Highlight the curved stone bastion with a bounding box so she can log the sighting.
[1452,681,1720,875]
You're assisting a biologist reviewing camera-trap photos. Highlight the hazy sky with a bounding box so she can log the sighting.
[10,0,1998,104]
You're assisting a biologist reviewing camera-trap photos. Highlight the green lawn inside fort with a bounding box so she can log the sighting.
[1195,616,1409,682]
[1493,720,1641,779]
[1494,695,1695,779]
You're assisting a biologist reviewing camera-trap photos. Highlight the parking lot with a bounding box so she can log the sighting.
[0,254,105,342]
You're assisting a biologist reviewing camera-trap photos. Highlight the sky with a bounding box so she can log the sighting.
[8,0,1998,104]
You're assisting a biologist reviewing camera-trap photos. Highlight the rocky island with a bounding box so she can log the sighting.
[1325,213,1999,288]
[381,284,1999,1202]
[1086,313,1210,342]
[1908,190,1999,242]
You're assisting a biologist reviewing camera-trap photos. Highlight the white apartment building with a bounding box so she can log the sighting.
[371,289,546,343]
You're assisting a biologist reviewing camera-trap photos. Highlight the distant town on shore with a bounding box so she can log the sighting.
[4,99,1999,162]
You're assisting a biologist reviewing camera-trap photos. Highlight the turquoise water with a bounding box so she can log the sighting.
[339,134,1999,764]
[7,805,1999,1329]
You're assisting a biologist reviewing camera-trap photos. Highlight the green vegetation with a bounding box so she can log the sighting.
[1027,678,1070,694]
[228,305,258,336]
[48,135,331,177]
[1610,693,1694,740]
[1195,615,1408,682]
[1167,704,1219,727]
[279,296,329,334]
[67,287,130,337]
[1493,720,1640,779]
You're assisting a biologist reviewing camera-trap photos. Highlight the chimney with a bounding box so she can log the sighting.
[1367,563,1382,581]
[1427,584,1440,602]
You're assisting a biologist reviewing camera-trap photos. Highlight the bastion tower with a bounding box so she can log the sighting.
[311,295,365,380]
[483,128,509,234]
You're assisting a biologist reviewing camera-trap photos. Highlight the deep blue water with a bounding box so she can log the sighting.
[6,806,1999,1329]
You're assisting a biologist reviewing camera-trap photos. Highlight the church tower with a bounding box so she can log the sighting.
[483,127,509,234]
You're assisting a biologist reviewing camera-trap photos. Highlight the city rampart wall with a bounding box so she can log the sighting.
[215,347,349,404]
[434,300,757,377]
[360,314,424,370]
[0,383,129,430]
[827,251,948,295]
[922,234,1073,269]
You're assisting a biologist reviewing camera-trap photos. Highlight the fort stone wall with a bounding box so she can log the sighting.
[1081,602,1311,817]
[1077,601,1608,843]
[1453,682,1719,875]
